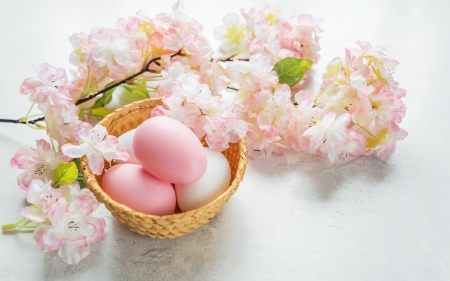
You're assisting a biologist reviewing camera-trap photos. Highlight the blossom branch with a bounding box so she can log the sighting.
[0,50,183,125]
[219,57,250,62]
[226,86,239,91]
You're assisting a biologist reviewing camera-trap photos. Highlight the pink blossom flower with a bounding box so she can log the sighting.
[255,3,285,24]
[238,89,272,118]
[345,48,370,78]
[277,14,323,63]
[170,73,212,111]
[198,61,228,96]
[116,13,169,63]
[156,1,203,52]
[238,6,256,28]
[183,35,214,67]
[214,13,250,55]
[248,24,281,62]
[33,201,105,264]
[192,115,208,139]
[60,181,83,202]
[282,121,310,151]
[352,91,406,133]
[371,91,406,123]
[158,61,192,96]
[20,179,66,222]
[117,10,149,33]
[10,139,70,190]
[214,4,322,65]
[87,28,142,79]
[60,181,99,213]
[352,41,398,70]
[349,71,375,98]
[321,89,366,117]
[246,124,284,159]
[333,129,367,162]
[204,96,234,118]
[39,101,81,145]
[152,96,202,129]
[257,84,293,132]
[365,122,408,161]
[292,90,326,131]
[204,114,247,151]
[61,123,129,175]
[227,54,278,95]
[302,112,352,162]
[69,32,90,68]
[19,63,71,105]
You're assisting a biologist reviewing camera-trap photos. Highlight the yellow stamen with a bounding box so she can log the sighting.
[224,25,246,46]
[74,49,85,63]
[371,66,388,85]
[137,22,155,34]
[366,129,388,149]
[265,13,279,24]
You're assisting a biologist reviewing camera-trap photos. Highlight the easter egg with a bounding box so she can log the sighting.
[102,164,176,216]
[116,129,139,164]
[133,116,207,185]
[175,148,231,212]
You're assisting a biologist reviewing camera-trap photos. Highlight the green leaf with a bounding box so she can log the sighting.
[77,171,85,188]
[118,81,150,105]
[72,158,85,188]
[272,58,313,87]
[53,162,78,186]
[91,107,113,119]
[92,83,115,109]
[73,158,81,171]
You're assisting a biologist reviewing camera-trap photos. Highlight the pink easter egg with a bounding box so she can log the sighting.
[133,116,207,185]
[102,164,176,216]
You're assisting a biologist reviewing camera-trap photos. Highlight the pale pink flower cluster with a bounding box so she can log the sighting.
[21,179,105,264]
[312,41,407,161]
[9,124,122,264]
[152,62,247,151]
[69,1,213,89]
[19,63,70,105]
[226,42,407,162]
[16,67,128,176]
[214,3,323,64]
[19,63,82,145]
[67,1,215,112]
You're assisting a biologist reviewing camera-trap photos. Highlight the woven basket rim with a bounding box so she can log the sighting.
[81,98,247,221]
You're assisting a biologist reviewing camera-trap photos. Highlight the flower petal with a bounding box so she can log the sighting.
[42,228,63,251]
[86,153,105,175]
[33,224,52,252]
[61,143,90,158]
[58,240,90,264]
[21,206,45,222]
[85,217,106,242]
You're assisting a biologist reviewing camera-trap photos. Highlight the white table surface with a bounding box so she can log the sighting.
[0,0,449,280]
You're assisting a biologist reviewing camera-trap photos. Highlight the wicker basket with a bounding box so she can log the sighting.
[81,98,247,239]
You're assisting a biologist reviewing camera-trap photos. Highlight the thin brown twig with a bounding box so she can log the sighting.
[220,57,250,62]
[227,86,239,91]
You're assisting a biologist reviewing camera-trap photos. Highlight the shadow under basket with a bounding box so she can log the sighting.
[80,98,248,239]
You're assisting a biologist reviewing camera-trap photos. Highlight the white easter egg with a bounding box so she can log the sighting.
[116,129,140,164]
[175,148,231,212]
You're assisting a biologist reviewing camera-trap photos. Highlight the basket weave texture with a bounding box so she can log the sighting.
[81,98,247,239]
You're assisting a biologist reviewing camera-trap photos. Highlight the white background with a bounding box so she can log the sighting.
[0,0,449,280]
